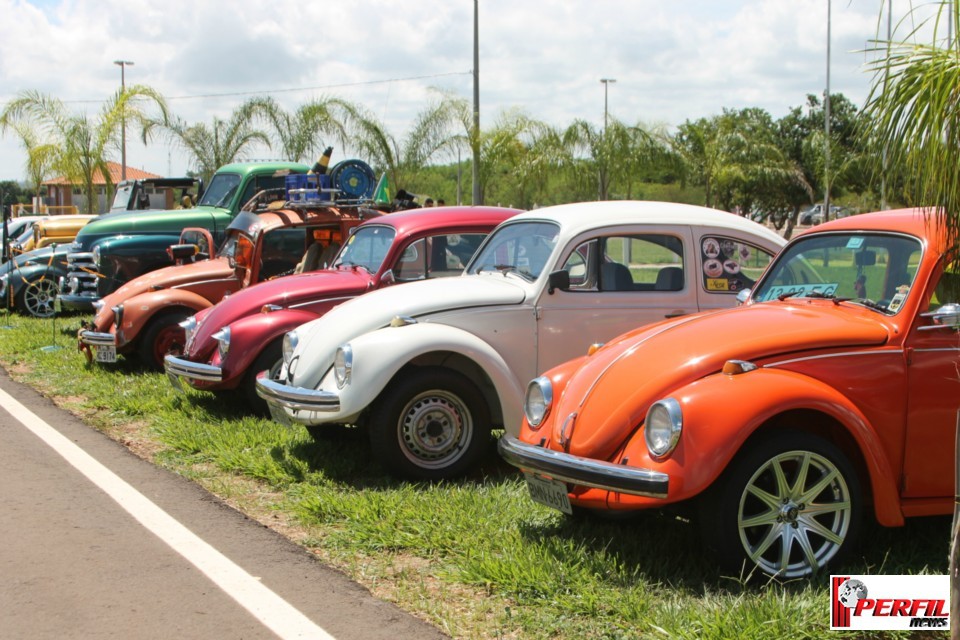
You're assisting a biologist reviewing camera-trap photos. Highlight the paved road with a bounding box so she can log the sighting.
[0,368,448,640]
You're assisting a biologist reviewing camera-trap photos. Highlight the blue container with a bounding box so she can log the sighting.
[285,174,332,202]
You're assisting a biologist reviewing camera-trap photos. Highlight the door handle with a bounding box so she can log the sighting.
[665,311,687,319]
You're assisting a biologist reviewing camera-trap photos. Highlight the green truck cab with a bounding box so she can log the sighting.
[58,161,308,311]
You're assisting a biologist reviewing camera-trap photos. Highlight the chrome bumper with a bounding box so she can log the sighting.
[255,375,341,413]
[498,435,669,499]
[78,330,116,347]
[164,354,223,383]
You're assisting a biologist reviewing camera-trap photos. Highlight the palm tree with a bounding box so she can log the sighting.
[1,86,168,215]
[144,99,270,183]
[240,96,357,164]
[861,1,960,242]
[0,119,57,201]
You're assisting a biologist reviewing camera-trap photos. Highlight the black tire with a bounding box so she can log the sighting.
[368,367,491,480]
[240,339,283,415]
[698,430,861,579]
[16,277,59,318]
[137,311,190,370]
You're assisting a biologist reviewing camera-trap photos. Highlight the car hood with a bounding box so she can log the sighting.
[100,257,235,311]
[289,273,529,386]
[188,266,378,353]
[552,301,891,460]
[72,206,220,250]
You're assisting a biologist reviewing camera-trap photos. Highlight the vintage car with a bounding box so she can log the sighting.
[498,208,960,578]
[164,205,520,412]
[256,201,787,479]
[77,203,380,369]
[0,243,72,318]
[18,214,97,253]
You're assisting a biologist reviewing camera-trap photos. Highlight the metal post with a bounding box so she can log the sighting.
[600,78,616,134]
[824,0,831,223]
[114,60,134,181]
[471,0,481,206]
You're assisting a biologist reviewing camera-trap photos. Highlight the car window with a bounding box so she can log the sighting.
[260,227,308,278]
[199,173,241,207]
[562,234,684,292]
[468,221,560,280]
[930,257,960,309]
[395,232,488,281]
[335,225,396,274]
[753,232,923,314]
[701,236,775,294]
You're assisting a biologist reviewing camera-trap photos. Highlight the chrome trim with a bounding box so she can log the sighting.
[498,435,669,499]
[288,294,355,311]
[255,376,341,413]
[765,349,903,368]
[78,330,116,347]
[163,354,223,382]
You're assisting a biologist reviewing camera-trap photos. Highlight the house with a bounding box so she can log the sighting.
[41,162,163,214]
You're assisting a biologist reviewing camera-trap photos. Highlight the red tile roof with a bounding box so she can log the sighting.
[43,162,163,186]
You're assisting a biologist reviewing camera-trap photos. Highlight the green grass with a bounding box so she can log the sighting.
[0,313,950,639]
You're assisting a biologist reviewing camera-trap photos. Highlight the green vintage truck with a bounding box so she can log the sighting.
[57,161,308,312]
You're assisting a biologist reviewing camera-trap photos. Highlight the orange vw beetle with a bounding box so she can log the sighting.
[500,208,960,578]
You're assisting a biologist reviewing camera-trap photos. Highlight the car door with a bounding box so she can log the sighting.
[535,226,698,375]
[901,262,960,499]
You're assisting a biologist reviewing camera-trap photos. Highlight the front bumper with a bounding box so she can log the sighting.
[78,329,115,347]
[57,292,97,312]
[498,435,670,499]
[255,374,341,419]
[164,354,224,384]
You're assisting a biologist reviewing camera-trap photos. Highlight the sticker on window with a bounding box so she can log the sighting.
[845,237,865,249]
[766,283,839,300]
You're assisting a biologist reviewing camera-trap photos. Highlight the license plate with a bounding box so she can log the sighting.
[95,345,116,363]
[167,372,183,393]
[524,473,572,514]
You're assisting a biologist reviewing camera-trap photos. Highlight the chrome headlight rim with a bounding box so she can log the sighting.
[212,326,231,360]
[282,330,298,365]
[333,344,353,389]
[92,245,101,267]
[523,376,553,429]
[644,397,683,460]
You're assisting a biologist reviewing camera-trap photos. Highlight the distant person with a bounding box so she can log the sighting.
[424,198,434,207]
[437,199,446,206]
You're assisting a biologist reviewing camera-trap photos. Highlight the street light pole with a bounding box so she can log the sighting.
[823,1,831,223]
[472,0,481,205]
[114,60,134,181]
[600,78,616,133]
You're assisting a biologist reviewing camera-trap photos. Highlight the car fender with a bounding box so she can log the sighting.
[332,322,523,432]
[218,308,324,384]
[615,366,903,526]
[117,289,213,347]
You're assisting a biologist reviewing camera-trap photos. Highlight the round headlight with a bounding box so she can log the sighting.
[212,326,230,359]
[644,398,682,459]
[333,344,353,388]
[523,376,553,428]
[92,245,101,267]
[282,330,299,364]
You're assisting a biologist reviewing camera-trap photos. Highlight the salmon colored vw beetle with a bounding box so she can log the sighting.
[500,208,960,578]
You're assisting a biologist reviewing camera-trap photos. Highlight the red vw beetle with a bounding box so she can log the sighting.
[500,208,960,578]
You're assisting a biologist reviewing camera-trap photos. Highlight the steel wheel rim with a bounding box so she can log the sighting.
[397,389,473,469]
[24,280,58,318]
[154,325,184,362]
[737,449,852,578]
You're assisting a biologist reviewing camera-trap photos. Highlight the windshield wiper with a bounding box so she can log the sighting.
[834,297,888,312]
[805,291,836,299]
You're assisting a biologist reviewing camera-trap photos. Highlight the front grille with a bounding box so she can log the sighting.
[64,251,100,299]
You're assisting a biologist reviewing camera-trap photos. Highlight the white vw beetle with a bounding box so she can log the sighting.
[257,201,786,479]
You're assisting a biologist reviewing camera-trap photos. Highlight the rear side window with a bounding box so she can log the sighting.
[701,236,774,294]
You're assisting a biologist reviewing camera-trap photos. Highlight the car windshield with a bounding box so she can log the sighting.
[333,225,396,273]
[753,232,923,314]
[467,220,560,281]
[198,173,241,208]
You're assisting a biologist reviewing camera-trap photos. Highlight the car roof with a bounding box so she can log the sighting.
[798,208,949,254]
[357,205,524,235]
[508,200,786,246]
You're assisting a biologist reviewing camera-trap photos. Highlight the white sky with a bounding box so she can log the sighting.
[0,0,931,182]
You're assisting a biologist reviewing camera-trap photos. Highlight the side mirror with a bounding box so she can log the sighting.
[380,269,396,287]
[547,269,570,294]
[167,244,199,263]
[736,288,752,305]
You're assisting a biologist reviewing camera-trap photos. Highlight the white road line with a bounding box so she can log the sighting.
[0,386,335,640]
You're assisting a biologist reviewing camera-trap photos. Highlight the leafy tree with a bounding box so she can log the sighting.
[240,95,358,165]
[1,86,168,215]
[144,98,270,183]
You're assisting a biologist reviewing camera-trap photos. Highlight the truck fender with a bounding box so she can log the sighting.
[117,289,213,347]
[336,322,524,434]
[617,366,903,526]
